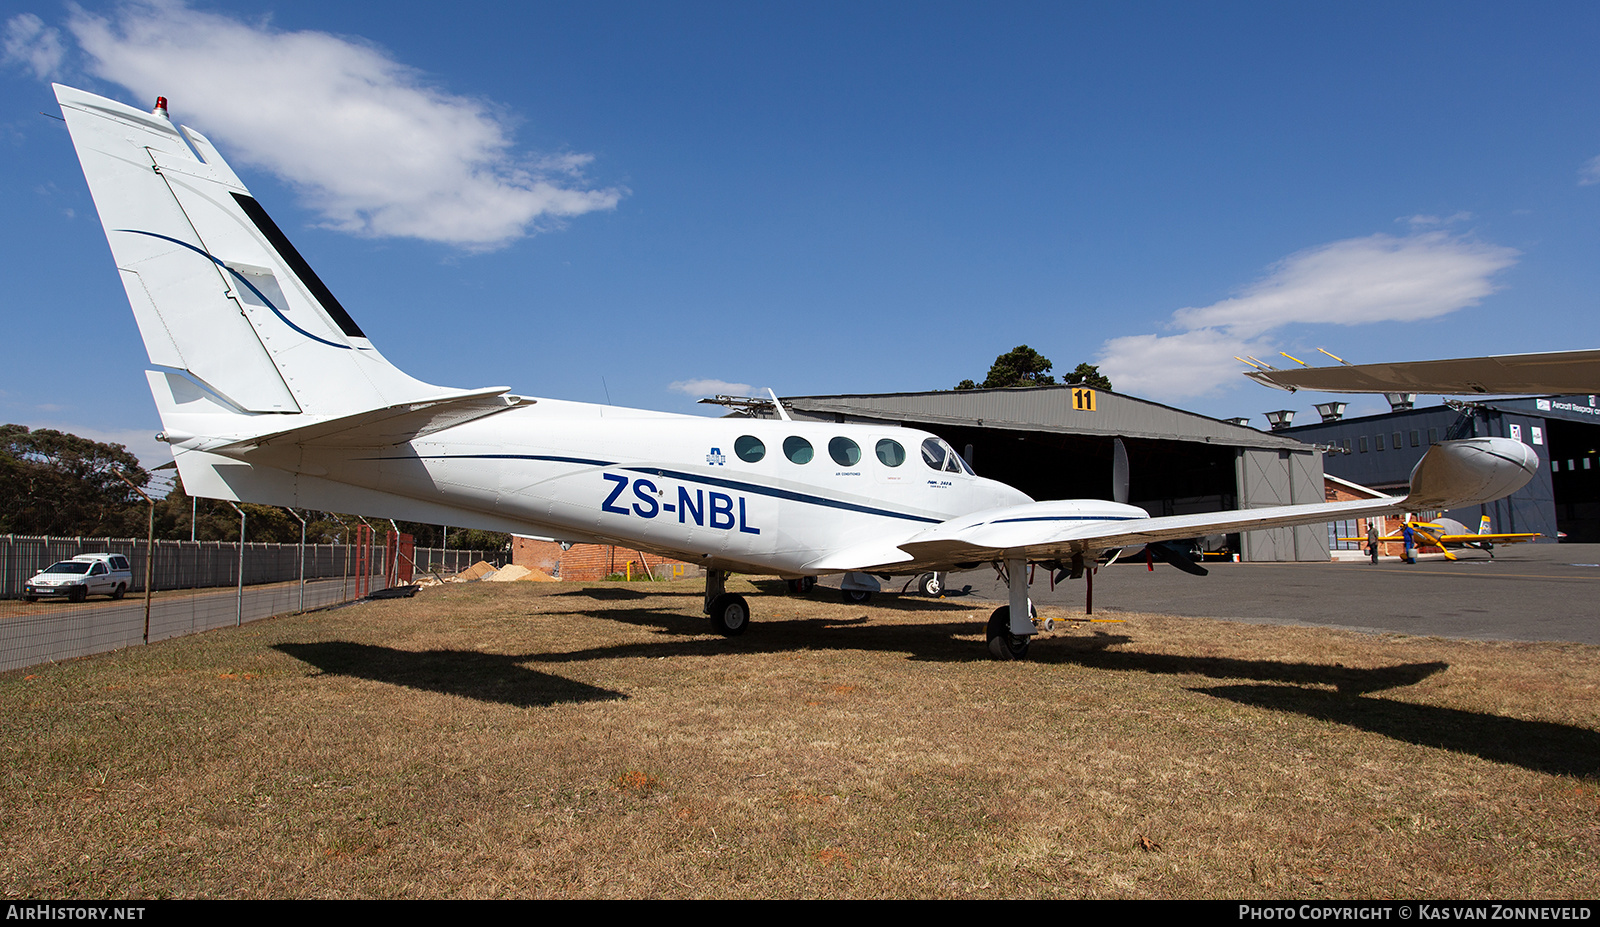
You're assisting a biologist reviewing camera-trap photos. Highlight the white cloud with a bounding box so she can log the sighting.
[1580,155,1600,186]
[669,378,755,398]
[2,13,65,79]
[58,0,621,248]
[1400,212,1472,229]
[1097,231,1518,400]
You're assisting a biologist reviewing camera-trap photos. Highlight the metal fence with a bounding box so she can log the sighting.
[0,535,495,599]
[0,535,502,673]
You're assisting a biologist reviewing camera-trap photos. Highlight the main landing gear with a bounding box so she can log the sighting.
[704,568,749,636]
[985,556,1038,662]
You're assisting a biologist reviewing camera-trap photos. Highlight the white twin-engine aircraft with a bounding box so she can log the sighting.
[55,84,1540,659]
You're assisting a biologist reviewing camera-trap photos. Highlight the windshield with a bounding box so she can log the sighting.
[42,561,92,574]
[920,437,971,474]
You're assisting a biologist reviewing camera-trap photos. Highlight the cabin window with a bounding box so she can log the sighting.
[828,437,861,467]
[783,436,814,464]
[875,439,906,467]
[734,435,765,463]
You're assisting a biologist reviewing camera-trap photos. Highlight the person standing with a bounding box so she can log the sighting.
[1402,520,1416,564]
[1367,520,1380,564]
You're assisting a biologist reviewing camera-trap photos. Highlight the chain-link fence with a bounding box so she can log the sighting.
[0,534,500,672]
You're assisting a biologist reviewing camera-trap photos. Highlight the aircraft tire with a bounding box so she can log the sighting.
[842,588,873,604]
[708,593,750,636]
[986,607,1030,660]
[919,572,943,597]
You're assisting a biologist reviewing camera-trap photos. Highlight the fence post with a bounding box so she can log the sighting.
[286,508,307,613]
[227,502,246,626]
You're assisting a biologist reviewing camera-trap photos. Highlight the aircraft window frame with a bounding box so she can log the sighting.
[734,435,765,463]
[828,437,862,467]
[783,436,814,464]
[875,439,906,467]
[920,437,968,474]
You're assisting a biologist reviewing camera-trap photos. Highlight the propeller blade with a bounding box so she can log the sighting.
[1113,437,1129,505]
[1144,540,1210,577]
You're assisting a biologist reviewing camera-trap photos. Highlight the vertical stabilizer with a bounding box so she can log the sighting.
[54,84,461,420]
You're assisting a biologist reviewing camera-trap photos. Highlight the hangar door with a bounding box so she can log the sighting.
[1237,448,1328,562]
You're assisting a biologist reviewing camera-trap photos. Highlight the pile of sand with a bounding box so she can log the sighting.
[483,564,556,582]
[454,561,498,581]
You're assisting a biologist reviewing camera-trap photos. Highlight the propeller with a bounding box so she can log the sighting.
[1112,437,1129,505]
[1141,540,1209,576]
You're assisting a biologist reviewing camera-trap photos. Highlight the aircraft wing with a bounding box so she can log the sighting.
[1244,349,1600,395]
[1431,532,1542,544]
[810,437,1538,573]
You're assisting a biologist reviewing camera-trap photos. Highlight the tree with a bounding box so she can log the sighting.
[955,345,1056,390]
[1064,363,1113,391]
[0,425,148,536]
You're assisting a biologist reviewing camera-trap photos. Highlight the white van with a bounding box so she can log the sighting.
[23,553,134,602]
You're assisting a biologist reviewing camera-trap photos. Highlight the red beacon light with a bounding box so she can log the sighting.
[152,96,168,118]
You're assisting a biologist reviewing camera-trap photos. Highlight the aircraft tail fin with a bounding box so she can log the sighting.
[1478,514,1493,534]
[55,84,487,426]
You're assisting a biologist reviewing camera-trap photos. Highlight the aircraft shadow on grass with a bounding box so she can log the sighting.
[1196,683,1600,779]
[534,602,1450,698]
[272,641,625,708]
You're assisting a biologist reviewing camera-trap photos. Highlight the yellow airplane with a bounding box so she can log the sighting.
[1344,516,1541,560]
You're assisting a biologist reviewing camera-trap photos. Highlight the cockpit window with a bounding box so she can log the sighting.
[783,436,814,464]
[920,437,967,474]
[734,435,765,463]
[828,437,861,467]
[875,439,906,467]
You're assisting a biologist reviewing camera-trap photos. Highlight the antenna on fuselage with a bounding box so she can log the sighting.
[767,388,792,422]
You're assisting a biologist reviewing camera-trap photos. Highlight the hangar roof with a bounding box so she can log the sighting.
[781,385,1308,451]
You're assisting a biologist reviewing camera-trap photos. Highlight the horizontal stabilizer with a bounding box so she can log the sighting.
[210,388,523,455]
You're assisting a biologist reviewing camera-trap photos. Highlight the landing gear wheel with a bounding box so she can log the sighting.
[707,593,750,636]
[842,588,873,604]
[986,607,1031,661]
[787,577,816,594]
[112,583,126,600]
[918,572,943,597]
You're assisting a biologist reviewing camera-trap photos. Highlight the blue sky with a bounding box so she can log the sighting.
[4,1,1598,470]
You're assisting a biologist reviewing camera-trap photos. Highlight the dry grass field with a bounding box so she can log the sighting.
[4,577,1598,899]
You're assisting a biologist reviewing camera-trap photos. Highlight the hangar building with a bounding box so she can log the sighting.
[772,385,1330,562]
[1279,394,1600,543]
